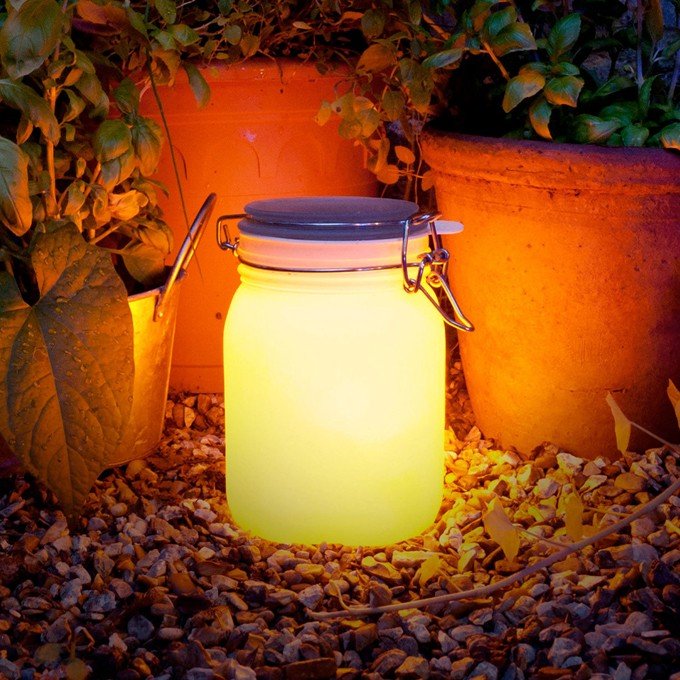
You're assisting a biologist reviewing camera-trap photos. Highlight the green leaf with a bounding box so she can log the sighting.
[361,9,385,39]
[621,124,649,147]
[490,22,537,57]
[483,497,520,561]
[0,79,59,144]
[113,78,140,116]
[573,115,621,143]
[591,76,635,100]
[357,42,396,73]
[599,102,639,126]
[239,34,260,58]
[483,6,516,39]
[108,189,148,221]
[395,145,416,164]
[552,62,580,76]
[422,48,464,69]
[0,136,32,236]
[121,241,166,286]
[638,76,656,119]
[381,90,405,121]
[644,0,664,43]
[668,380,680,429]
[126,7,148,38]
[153,0,177,25]
[182,62,210,108]
[168,23,200,46]
[547,14,581,61]
[61,89,86,123]
[0,0,64,79]
[94,119,133,163]
[502,70,545,112]
[543,75,583,107]
[529,96,552,139]
[606,392,631,454]
[131,117,163,175]
[100,150,136,190]
[74,73,109,118]
[0,224,134,521]
[660,123,680,150]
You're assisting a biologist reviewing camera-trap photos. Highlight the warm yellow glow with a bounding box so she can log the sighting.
[224,264,445,546]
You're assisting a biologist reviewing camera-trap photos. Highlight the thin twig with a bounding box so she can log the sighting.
[308,472,680,620]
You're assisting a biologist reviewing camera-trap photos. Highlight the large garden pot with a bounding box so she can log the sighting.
[141,59,376,393]
[422,130,680,459]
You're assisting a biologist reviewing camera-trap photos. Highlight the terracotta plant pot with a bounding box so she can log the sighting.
[140,59,376,393]
[422,130,680,459]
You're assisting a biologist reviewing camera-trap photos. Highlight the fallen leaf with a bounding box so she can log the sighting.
[483,497,520,561]
[417,555,443,586]
[606,392,631,453]
[564,491,584,541]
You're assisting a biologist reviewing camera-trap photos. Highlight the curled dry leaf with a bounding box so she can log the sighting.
[483,497,520,561]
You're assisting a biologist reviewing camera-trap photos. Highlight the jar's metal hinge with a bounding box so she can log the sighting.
[403,212,474,332]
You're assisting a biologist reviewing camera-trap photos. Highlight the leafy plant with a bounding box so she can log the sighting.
[0,0,171,520]
[319,0,680,196]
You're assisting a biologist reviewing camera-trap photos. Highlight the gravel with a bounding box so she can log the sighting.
[0,384,679,680]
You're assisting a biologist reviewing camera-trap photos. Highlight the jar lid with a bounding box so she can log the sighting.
[240,196,424,241]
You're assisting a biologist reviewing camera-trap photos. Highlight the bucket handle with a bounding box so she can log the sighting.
[154,193,217,321]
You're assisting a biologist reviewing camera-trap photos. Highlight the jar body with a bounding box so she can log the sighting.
[223,265,445,545]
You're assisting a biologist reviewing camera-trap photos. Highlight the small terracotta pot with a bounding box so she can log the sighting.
[422,130,680,459]
[140,59,376,393]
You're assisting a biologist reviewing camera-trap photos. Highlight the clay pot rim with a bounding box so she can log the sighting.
[422,126,680,166]
[421,127,680,189]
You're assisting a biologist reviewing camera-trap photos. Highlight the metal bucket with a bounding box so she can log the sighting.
[109,194,216,466]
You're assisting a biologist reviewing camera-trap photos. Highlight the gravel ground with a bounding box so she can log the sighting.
[0,373,679,680]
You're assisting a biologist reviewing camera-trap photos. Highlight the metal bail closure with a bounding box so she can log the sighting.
[401,212,474,332]
[216,213,245,253]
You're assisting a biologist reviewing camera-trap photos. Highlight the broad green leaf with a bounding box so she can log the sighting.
[381,90,405,121]
[621,124,649,147]
[502,70,545,112]
[61,89,86,123]
[361,9,385,39]
[638,76,656,119]
[182,62,210,108]
[547,14,581,61]
[136,221,171,254]
[154,0,177,25]
[0,0,64,79]
[529,96,552,139]
[126,7,148,38]
[131,117,163,175]
[483,497,520,561]
[573,115,621,143]
[94,119,133,163]
[0,136,32,236]
[113,78,140,116]
[108,189,148,221]
[600,102,639,126]
[0,79,59,144]
[376,163,400,185]
[121,241,166,286]
[644,0,664,43]
[0,224,134,521]
[357,42,396,73]
[75,0,127,29]
[552,62,580,76]
[591,76,635,100]
[489,22,536,57]
[543,75,583,107]
[668,380,680,428]
[224,24,242,46]
[100,150,136,190]
[315,101,332,126]
[395,145,416,164]
[483,6,516,40]
[606,392,631,454]
[660,122,680,150]
[153,29,177,51]
[74,73,109,118]
[239,34,260,58]
[168,23,200,46]
[407,0,422,25]
[63,180,87,217]
[563,491,584,541]
[422,48,463,69]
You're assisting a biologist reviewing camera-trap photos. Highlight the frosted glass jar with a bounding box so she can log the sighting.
[220,197,471,545]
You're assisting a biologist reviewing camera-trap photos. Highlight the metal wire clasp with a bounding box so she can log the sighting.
[402,213,474,332]
[216,214,245,253]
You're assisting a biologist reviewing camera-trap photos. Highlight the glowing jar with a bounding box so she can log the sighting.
[219,197,472,546]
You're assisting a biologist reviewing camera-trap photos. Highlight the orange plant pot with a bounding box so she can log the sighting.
[422,130,680,459]
[140,60,376,393]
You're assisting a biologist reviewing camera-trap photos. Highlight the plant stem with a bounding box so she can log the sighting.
[309,467,680,620]
[46,87,58,217]
[669,16,680,103]
[481,39,511,81]
[635,0,644,89]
